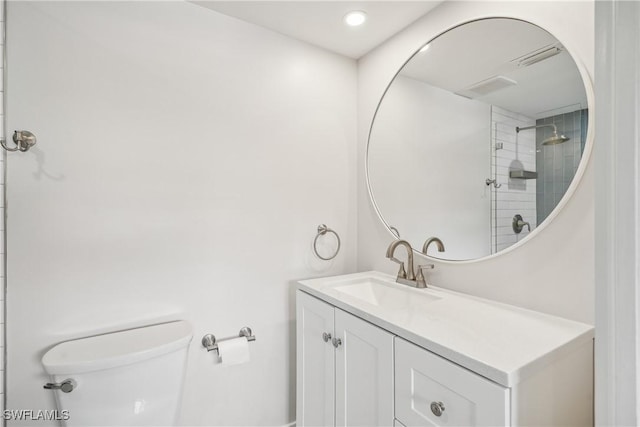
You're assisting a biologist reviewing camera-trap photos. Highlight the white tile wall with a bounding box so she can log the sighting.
[491,106,537,253]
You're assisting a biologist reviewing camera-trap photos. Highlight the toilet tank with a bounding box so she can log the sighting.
[41,321,193,427]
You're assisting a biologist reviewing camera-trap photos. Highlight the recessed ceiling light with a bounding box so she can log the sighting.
[344,11,367,27]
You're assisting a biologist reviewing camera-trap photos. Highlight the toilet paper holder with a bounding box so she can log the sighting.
[201,327,256,354]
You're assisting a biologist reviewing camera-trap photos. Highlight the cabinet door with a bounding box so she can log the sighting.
[297,291,336,427]
[335,309,394,427]
[395,338,509,427]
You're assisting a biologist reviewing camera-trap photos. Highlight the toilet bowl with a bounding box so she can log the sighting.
[41,321,193,426]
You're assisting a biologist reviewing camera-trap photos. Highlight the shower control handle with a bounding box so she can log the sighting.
[512,214,531,234]
[44,378,76,393]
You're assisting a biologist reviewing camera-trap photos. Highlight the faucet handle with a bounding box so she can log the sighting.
[388,256,408,280]
[394,262,407,281]
[416,264,434,288]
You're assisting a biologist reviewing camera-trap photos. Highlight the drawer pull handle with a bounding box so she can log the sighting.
[332,337,342,348]
[430,401,445,417]
[322,332,332,343]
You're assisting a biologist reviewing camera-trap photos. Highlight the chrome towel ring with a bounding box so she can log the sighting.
[313,224,341,261]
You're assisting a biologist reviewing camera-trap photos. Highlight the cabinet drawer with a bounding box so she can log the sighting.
[395,338,509,426]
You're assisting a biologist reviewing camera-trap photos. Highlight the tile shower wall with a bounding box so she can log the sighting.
[536,109,588,224]
[491,106,537,253]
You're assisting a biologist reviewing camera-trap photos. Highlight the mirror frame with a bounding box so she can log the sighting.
[365,17,595,263]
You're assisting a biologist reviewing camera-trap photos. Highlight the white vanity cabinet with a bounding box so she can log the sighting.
[395,337,509,426]
[393,334,593,426]
[296,291,394,427]
[297,272,595,427]
[296,290,335,427]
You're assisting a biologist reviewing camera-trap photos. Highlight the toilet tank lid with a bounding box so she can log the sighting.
[42,321,193,375]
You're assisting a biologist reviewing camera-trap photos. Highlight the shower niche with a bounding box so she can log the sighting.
[366,18,591,261]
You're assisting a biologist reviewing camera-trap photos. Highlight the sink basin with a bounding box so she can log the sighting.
[332,277,441,310]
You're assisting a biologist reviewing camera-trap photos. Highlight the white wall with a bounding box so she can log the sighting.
[594,1,640,424]
[358,1,594,323]
[368,76,491,260]
[5,2,356,425]
[0,0,5,415]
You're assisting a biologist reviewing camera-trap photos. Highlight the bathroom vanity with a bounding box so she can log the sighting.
[296,272,593,427]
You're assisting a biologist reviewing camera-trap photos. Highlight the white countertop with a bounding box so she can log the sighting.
[297,271,594,388]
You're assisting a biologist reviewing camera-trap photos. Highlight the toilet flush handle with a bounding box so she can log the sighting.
[44,378,76,393]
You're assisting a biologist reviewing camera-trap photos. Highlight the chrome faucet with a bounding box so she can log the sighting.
[386,239,416,286]
[416,237,446,288]
[386,239,437,288]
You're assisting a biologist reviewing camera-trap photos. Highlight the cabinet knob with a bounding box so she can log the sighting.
[322,332,332,343]
[332,337,342,348]
[430,401,445,417]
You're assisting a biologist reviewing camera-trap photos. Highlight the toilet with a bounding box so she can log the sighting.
[41,321,193,426]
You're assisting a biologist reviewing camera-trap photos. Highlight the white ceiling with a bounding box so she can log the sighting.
[189,4,587,118]
[191,1,443,59]
[399,19,588,118]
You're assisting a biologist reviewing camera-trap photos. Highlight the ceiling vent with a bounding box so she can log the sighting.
[455,75,518,99]
[513,44,563,67]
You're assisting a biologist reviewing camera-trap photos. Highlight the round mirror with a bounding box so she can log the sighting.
[367,18,591,261]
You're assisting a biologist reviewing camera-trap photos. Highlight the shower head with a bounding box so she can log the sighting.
[516,123,570,146]
[542,131,570,145]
